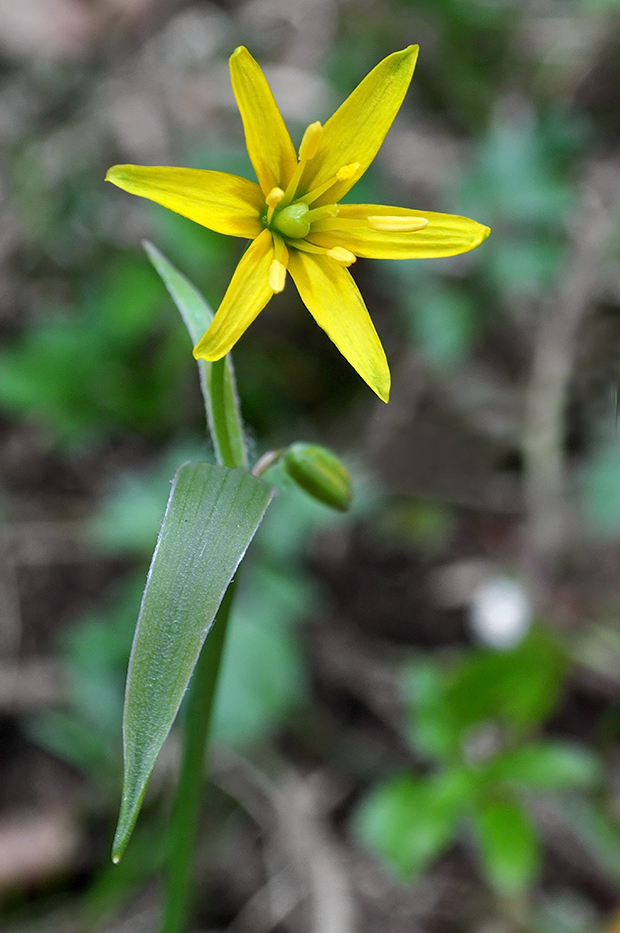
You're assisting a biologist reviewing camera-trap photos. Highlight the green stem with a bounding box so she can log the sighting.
[161,357,245,933]
[207,356,247,471]
[160,582,236,933]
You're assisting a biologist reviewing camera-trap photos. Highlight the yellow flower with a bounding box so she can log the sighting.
[106,46,489,402]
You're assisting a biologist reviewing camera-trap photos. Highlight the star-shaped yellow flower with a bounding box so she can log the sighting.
[106,46,489,402]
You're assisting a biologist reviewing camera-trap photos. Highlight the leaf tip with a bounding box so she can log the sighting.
[111,792,140,864]
[111,818,132,864]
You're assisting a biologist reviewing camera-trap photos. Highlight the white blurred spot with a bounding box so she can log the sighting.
[470,577,531,649]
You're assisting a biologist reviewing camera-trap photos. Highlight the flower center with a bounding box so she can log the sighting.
[261,121,362,292]
[261,120,360,240]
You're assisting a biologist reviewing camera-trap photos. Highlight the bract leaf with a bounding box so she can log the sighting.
[112,461,273,860]
[143,241,247,469]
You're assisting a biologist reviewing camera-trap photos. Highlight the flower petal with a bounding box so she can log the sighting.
[106,165,263,238]
[288,250,390,402]
[299,46,418,206]
[193,229,274,360]
[229,46,298,195]
[309,205,490,258]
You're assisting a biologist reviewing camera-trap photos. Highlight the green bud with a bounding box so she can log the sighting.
[283,443,353,511]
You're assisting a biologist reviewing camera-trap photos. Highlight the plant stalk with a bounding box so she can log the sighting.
[160,582,236,933]
[161,357,245,933]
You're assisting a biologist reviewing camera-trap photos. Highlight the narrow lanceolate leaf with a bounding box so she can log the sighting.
[112,462,273,861]
[143,241,247,470]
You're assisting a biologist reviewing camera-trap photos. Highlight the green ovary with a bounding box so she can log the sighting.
[271,202,310,238]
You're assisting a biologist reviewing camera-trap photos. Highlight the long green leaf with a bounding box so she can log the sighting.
[112,461,273,860]
[143,241,247,469]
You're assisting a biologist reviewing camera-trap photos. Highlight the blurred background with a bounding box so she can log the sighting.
[2,0,620,930]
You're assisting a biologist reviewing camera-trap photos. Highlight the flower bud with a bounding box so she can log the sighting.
[283,443,353,511]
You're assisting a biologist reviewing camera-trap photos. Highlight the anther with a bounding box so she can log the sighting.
[269,259,287,293]
[266,186,286,224]
[368,215,429,232]
[299,163,361,206]
[266,187,285,208]
[327,247,356,266]
[298,122,323,162]
[336,162,360,182]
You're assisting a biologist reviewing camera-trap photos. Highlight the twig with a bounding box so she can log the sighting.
[213,754,357,933]
[521,163,618,579]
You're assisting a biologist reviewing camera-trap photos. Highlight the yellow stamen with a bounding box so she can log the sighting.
[289,240,325,255]
[306,204,338,223]
[336,162,360,182]
[280,162,305,208]
[280,125,324,208]
[269,259,287,293]
[327,247,356,266]
[368,215,429,232]
[266,186,285,223]
[272,231,287,260]
[299,164,359,206]
[266,187,285,208]
[291,240,356,266]
[298,121,323,161]
[269,233,288,291]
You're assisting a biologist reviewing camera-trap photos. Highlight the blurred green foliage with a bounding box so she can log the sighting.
[28,582,139,788]
[30,447,365,785]
[2,0,620,925]
[581,434,620,537]
[0,255,194,445]
[356,627,603,896]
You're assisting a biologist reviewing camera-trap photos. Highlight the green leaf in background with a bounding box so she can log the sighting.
[112,461,273,861]
[90,444,207,556]
[406,282,476,370]
[454,625,566,734]
[356,769,473,878]
[459,108,573,228]
[405,627,566,763]
[490,741,602,792]
[27,581,144,785]
[559,797,620,885]
[143,241,247,470]
[405,660,457,762]
[212,567,308,746]
[581,436,620,539]
[0,255,189,445]
[472,797,540,895]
